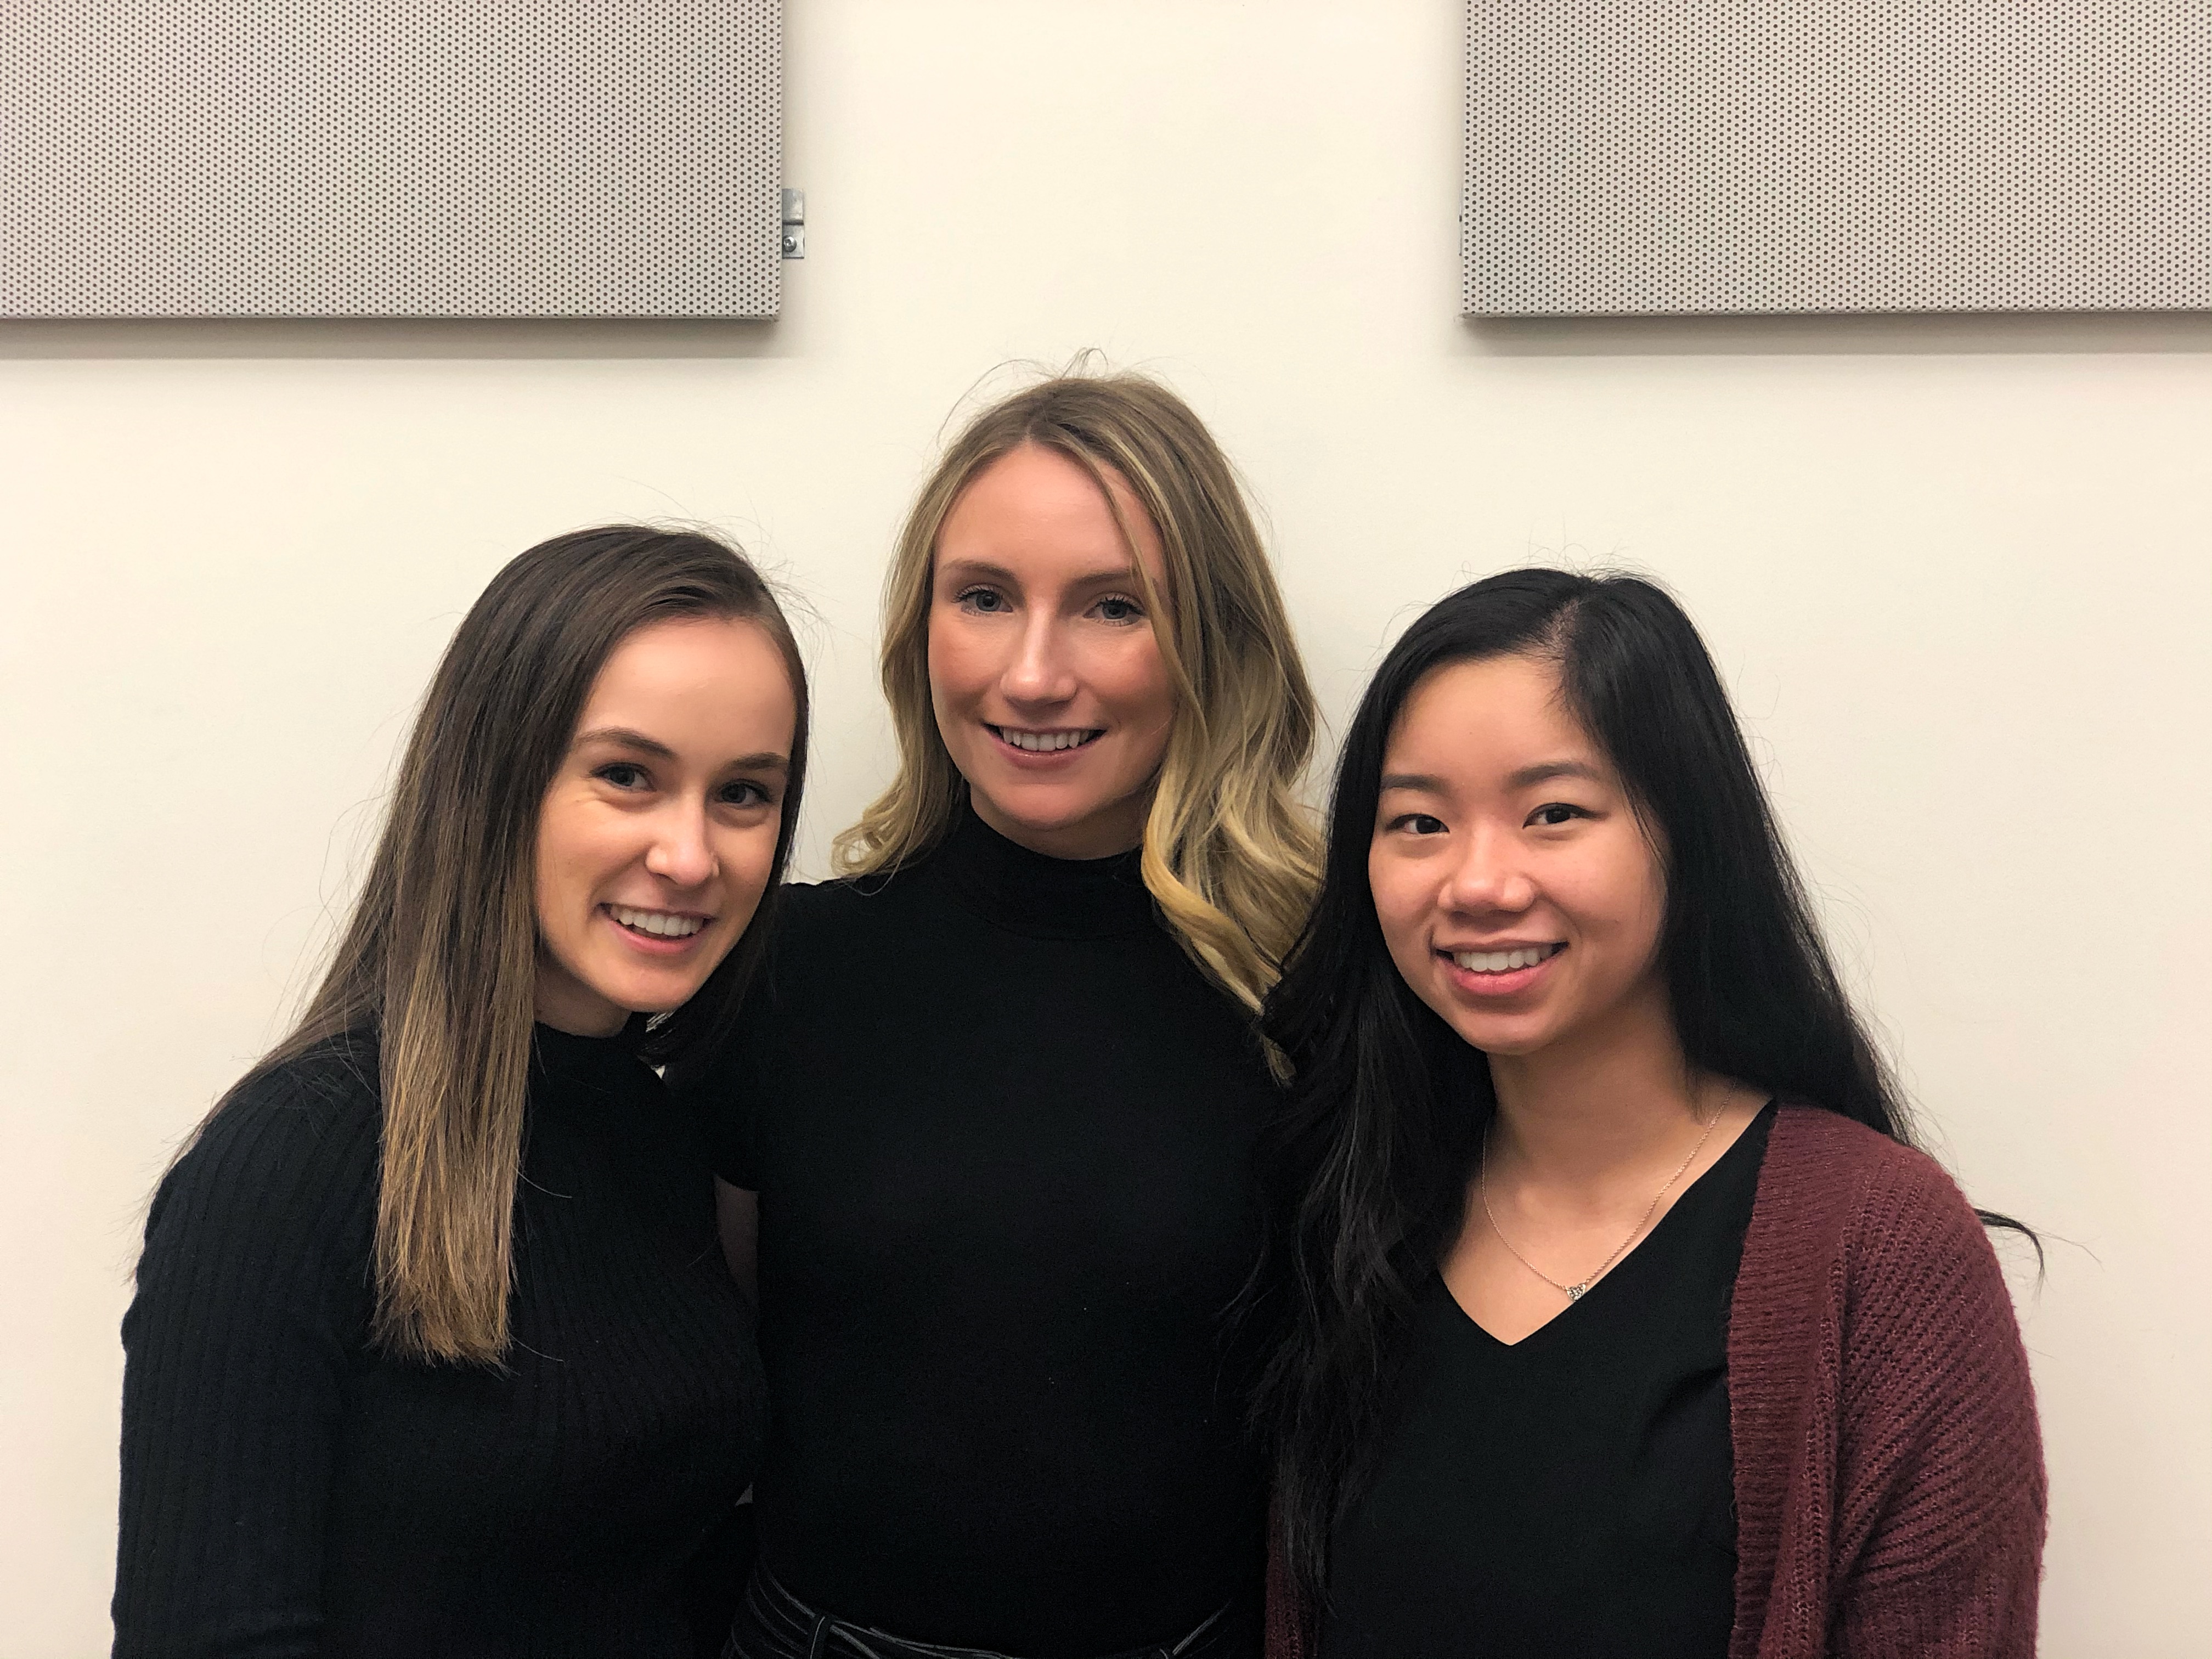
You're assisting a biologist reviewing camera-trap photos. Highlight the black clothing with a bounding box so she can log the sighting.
[115,1025,766,1659]
[1321,1103,1777,1659]
[682,808,1276,1658]
[726,1565,1257,1659]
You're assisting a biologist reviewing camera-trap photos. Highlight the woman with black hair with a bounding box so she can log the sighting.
[1255,571,2044,1659]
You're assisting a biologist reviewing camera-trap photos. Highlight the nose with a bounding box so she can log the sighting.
[644,798,718,890]
[999,611,1079,708]
[1440,823,1537,917]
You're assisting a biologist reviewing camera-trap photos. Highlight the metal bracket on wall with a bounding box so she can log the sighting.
[781,189,805,259]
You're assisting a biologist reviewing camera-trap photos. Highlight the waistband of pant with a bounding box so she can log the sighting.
[729,1562,1240,1659]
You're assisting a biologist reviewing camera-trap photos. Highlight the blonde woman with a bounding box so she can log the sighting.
[680,370,1319,1659]
[115,527,808,1658]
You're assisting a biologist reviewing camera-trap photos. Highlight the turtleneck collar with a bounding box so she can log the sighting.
[531,1015,654,1096]
[929,803,1159,941]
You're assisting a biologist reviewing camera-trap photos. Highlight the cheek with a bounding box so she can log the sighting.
[1570,834,1668,958]
[533,798,594,916]
[1367,849,1431,968]
[926,614,991,709]
[1102,634,1175,741]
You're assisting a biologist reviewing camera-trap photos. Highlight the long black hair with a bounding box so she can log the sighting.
[1252,567,2027,1605]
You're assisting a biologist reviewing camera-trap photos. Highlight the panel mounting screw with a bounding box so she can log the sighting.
[781,189,805,259]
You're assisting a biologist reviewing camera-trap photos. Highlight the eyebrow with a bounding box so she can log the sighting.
[1377,760,1601,793]
[937,557,1140,590]
[1508,760,1602,788]
[1378,771,1447,794]
[573,726,789,772]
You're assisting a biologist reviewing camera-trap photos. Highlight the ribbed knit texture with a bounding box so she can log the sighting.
[1265,1104,2046,1659]
[114,1026,766,1659]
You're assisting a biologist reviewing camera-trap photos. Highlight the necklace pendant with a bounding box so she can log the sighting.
[1566,1283,1587,1302]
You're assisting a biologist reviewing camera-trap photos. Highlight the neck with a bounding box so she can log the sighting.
[967,784,1148,861]
[1484,980,1709,1181]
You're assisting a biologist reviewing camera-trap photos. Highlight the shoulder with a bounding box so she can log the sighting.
[146,1032,382,1254]
[1761,1104,1993,1264]
[776,871,925,929]
[1752,1107,2031,1406]
[751,872,936,983]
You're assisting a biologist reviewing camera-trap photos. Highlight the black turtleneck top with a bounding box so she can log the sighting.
[678,809,1276,1656]
[115,1024,765,1658]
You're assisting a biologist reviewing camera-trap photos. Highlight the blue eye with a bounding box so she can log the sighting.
[1092,595,1144,624]
[720,780,774,808]
[956,586,1009,614]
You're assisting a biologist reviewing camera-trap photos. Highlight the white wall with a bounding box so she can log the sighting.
[5,4,2208,1653]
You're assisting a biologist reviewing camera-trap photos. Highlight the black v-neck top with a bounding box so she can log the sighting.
[116,1024,765,1658]
[679,808,1277,1656]
[1321,1104,1776,1659]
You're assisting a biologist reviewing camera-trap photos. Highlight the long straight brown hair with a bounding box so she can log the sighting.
[835,365,1322,1013]
[197,526,809,1365]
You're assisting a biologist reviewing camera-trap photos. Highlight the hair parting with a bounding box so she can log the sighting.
[1250,567,2035,1607]
[180,525,809,1366]
[836,359,1321,1013]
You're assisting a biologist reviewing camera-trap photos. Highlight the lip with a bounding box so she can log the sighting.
[600,904,713,958]
[1436,943,1565,1000]
[986,724,1104,769]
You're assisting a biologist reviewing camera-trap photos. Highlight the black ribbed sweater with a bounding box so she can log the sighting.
[114,1024,765,1659]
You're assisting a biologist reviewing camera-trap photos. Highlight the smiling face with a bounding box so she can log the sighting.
[532,615,798,1036]
[1368,653,1669,1060]
[926,442,1177,860]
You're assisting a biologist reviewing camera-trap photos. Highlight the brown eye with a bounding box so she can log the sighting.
[597,763,649,791]
[1529,803,1584,827]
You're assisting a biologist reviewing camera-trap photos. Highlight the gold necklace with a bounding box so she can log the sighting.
[1478,1109,1723,1302]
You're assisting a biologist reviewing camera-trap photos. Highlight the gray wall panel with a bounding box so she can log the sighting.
[1463,1,2210,315]
[2,1,781,318]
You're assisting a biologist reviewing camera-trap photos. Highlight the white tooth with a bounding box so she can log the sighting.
[1510,950,1532,969]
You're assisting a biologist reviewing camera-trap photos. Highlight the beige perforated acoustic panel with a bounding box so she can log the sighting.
[2,1,781,319]
[1463,1,2211,315]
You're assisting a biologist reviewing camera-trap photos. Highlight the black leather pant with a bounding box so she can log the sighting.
[723,1564,1258,1659]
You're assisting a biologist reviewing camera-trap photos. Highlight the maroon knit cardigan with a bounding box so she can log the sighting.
[1265,1105,2047,1659]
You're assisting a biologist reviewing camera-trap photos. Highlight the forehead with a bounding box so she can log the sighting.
[1384,654,1601,778]
[580,616,792,729]
[937,443,1165,584]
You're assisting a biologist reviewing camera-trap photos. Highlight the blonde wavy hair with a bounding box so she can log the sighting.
[834,365,1321,1013]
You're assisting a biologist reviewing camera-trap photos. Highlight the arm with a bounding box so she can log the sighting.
[114,1083,375,1659]
[1831,1159,2047,1658]
[714,1177,759,1305]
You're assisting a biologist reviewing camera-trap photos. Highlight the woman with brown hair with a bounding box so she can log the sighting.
[680,368,1320,1659]
[114,526,810,1658]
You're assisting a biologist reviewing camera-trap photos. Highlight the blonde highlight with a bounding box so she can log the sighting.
[185,526,810,1365]
[836,364,1321,1012]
